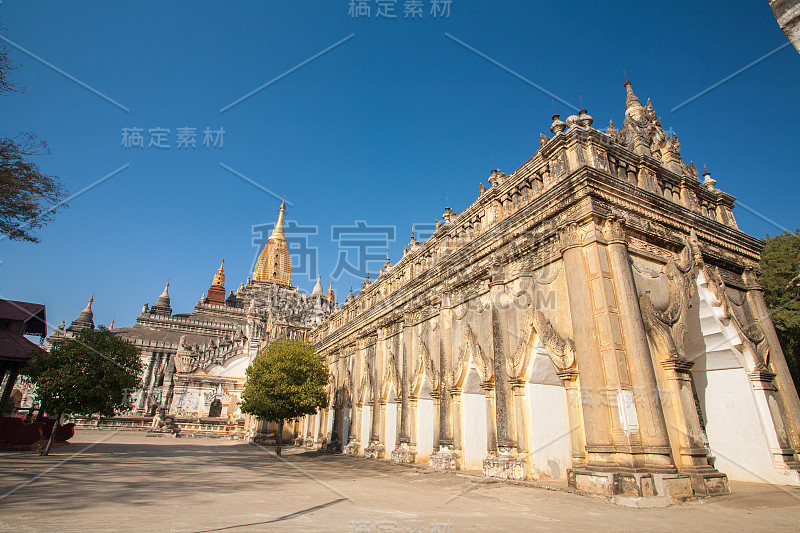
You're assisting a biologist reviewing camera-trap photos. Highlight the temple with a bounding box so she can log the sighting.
[47,201,335,435]
[45,80,800,501]
[299,80,800,499]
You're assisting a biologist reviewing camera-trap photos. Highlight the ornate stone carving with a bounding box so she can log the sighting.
[690,231,770,369]
[419,339,439,388]
[508,314,534,378]
[532,310,576,371]
[558,222,585,253]
[638,236,694,361]
[601,216,626,244]
[463,323,492,381]
[385,345,401,396]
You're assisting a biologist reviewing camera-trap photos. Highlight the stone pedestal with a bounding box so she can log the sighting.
[391,442,417,464]
[364,442,385,459]
[343,441,361,456]
[483,450,526,480]
[250,430,271,445]
[429,445,460,471]
[685,469,730,496]
[567,468,727,500]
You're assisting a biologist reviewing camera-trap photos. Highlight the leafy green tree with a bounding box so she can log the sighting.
[760,230,800,388]
[240,337,329,456]
[1,30,68,242]
[22,327,142,455]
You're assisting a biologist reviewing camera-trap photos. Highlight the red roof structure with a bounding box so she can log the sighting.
[0,299,47,414]
[0,330,44,362]
[0,300,47,337]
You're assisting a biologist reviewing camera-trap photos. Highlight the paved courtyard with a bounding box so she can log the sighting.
[1,430,800,532]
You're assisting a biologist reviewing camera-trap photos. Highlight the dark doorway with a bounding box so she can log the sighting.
[208,398,223,417]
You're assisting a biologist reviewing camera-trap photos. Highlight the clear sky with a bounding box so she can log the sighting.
[1,1,798,332]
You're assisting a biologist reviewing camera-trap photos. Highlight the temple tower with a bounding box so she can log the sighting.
[67,295,95,332]
[206,259,226,305]
[149,282,172,317]
[253,199,292,286]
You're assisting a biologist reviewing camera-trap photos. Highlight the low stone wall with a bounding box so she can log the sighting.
[174,417,245,438]
[73,415,247,438]
[73,415,152,431]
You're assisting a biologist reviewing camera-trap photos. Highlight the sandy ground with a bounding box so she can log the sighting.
[1,429,799,532]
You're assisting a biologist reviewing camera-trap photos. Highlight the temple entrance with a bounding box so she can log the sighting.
[208,398,222,417]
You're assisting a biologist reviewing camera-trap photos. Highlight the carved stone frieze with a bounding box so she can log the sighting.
[690,231,770,369]
[637,235,695,361]
[419,339,439,388]
[533,310,576,372]
[463,323,492,382]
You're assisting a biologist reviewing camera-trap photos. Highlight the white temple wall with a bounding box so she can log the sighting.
[686,271,796,484]
[415,378,435,462]
[384,400,398,456]
[326,406,335,442]
[461,367,488,470]
[526,345,572,479]
[206,353,249,378]
[312,412,321,444]
[360,404,371,451]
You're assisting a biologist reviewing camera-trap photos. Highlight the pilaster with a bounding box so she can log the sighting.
[393,313,416,464]
[429,291,460,470]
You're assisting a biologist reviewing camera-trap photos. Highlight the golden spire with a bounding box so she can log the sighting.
[253,198,292,286]
[269,198,286,241]
[326,280,335,304]
[212,258,225,287]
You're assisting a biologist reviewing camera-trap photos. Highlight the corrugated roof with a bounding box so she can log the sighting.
[0,300,47,336]
[0,330,45,362]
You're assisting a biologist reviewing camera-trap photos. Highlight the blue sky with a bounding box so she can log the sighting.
[1,1,798,331]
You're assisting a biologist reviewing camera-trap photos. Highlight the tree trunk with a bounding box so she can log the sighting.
[44,413,62,456]
[276,419,284,457]
[35,403,46,423]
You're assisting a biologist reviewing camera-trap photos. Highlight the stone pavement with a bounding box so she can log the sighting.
[1,430,799,532]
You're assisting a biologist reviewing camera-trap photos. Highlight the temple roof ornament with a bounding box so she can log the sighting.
[253,198,292,286]
[150,281,173,317]
[326,281,335,305]
[702,164,717,190]
[577,108,593,127]
[207,259,227,305]
[312,274,324,296]
[408,231,419,250]
[68,294,95,332]
[157,282,170,304]
[212,259,225,287]
[550,114,566,134]
[624,77,646,122]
